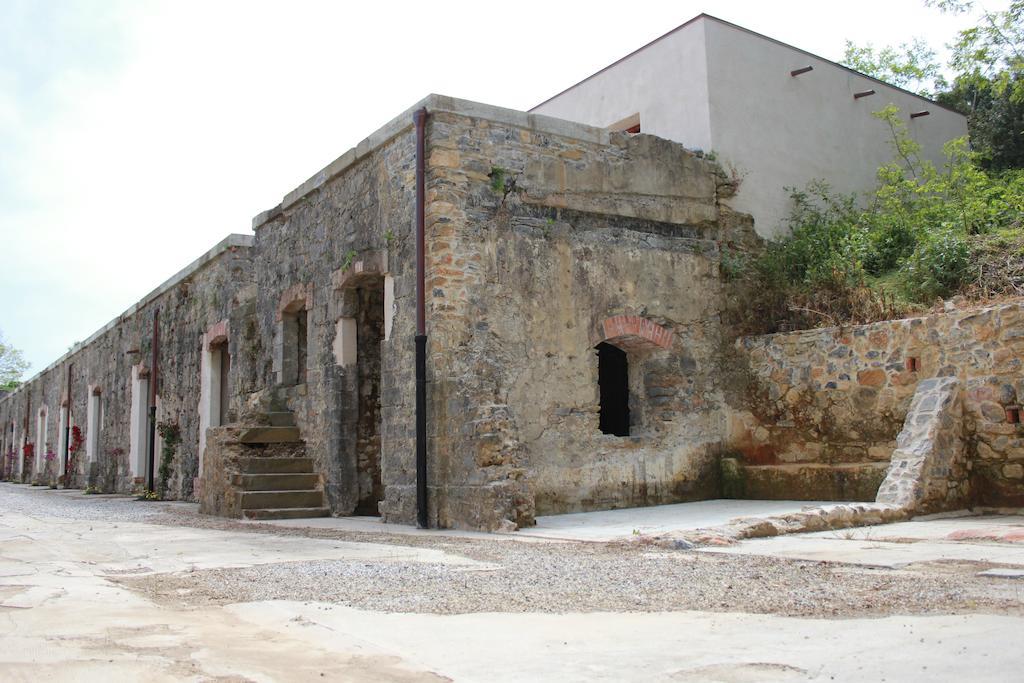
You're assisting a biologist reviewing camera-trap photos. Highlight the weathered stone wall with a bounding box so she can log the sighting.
[247,97,747,530]
[387,107,743,529]
[0,236,255,499]
[247,119,417,520]
[727,301,1024,506]
[199,426,248,517]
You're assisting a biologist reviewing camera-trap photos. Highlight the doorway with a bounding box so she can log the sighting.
[353,283,384,515]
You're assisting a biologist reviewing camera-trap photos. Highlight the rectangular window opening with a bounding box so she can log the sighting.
[596,342,630,437]
[296,309,308,385]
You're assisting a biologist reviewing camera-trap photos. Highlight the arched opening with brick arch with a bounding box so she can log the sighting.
[598,315,674,352]
[593,316,675,437]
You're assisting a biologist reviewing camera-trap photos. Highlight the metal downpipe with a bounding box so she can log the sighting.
[146,308,159,494]
[413,107,429,529]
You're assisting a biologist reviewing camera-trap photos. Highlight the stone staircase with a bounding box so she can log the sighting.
[201,409,330,520]
[234,411,329,520]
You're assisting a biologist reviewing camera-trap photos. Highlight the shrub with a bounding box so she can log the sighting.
[900,229,973,301]
[726,106,1023,335]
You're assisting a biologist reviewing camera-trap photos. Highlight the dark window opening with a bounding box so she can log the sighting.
[296,309,308,385]
[1008,406,1021,425]
[906,357,920,372]
[624,123,641,134]
[597,342,630,436]
[216,342,231,425]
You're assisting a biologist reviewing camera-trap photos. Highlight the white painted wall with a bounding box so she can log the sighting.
[384,274,396,342]
[198,322,229,480]
[154,395,163,479]
[35,408,47,475]
[129,366,149,478]
[531,15,968,238]
[532,19,713,152]
[57,406,68,477]
[333,317,357,367]
[86,390,100,464]
[702,19,968,236]
[198,341,222,467]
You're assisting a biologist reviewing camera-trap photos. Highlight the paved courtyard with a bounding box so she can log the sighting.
[2,482,1023,681]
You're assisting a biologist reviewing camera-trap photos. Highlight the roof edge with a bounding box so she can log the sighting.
[252,94,616,230]
[3,233,253,397]
[529,13,964,117]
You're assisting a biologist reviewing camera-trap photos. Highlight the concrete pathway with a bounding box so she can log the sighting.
[249,499,833,543]
[518,499,833,541]
[230,602,1022,683]
[3,487,1023,681]
[701,513,1024,568]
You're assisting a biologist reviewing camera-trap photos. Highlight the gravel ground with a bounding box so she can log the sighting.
[4,482,1024,618]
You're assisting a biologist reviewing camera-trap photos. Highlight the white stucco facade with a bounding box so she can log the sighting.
[532,14,968,237]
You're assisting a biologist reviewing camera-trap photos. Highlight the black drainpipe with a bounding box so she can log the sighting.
[146,308,159,494]
[413,107,429,529]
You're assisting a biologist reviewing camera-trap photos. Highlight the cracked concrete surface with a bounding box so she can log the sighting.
[2,483,1024,681]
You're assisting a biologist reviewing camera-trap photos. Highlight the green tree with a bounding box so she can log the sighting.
[842,38,945,96]
[928,0,1024,102]
[937,72,1024,170]
[847,2,1024,171]
[0,330,30,390]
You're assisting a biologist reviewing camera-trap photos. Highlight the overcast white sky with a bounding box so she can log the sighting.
[0,0,1005,376]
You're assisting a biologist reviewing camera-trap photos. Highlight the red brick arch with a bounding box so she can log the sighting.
[599,315,674,350]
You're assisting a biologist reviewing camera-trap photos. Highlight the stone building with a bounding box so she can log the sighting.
[0,97,1020,531]
[0,96,755,529]
[199,96,754,530]
[0,235,254,497]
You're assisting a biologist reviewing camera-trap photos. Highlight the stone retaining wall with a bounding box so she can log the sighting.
[728,300,1024,506]
[876,376,969,512]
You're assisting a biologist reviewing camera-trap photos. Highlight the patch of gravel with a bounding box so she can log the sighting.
[0,482,171,523]
[122,543,1024,619]
[5,483,1022,618]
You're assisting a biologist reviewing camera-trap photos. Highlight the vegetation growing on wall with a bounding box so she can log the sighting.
[726,108,1023,334]
[727,1,1024,335]
[157,420,181,499]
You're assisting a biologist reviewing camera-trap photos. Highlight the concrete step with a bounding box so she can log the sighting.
[239,426,301,444]
[268,388,290,413]
[233,473,320,491]
[735,462,890,502]
[267,411,296,427]
[243,507,331,521]
[240,489,324,510]
[238,457,316,474]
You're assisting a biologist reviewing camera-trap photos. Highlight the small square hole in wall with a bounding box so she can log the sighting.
[1007,406,1022,424]
[906,357,921,372]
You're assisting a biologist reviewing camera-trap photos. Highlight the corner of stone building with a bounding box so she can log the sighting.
[199,426,246,518]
